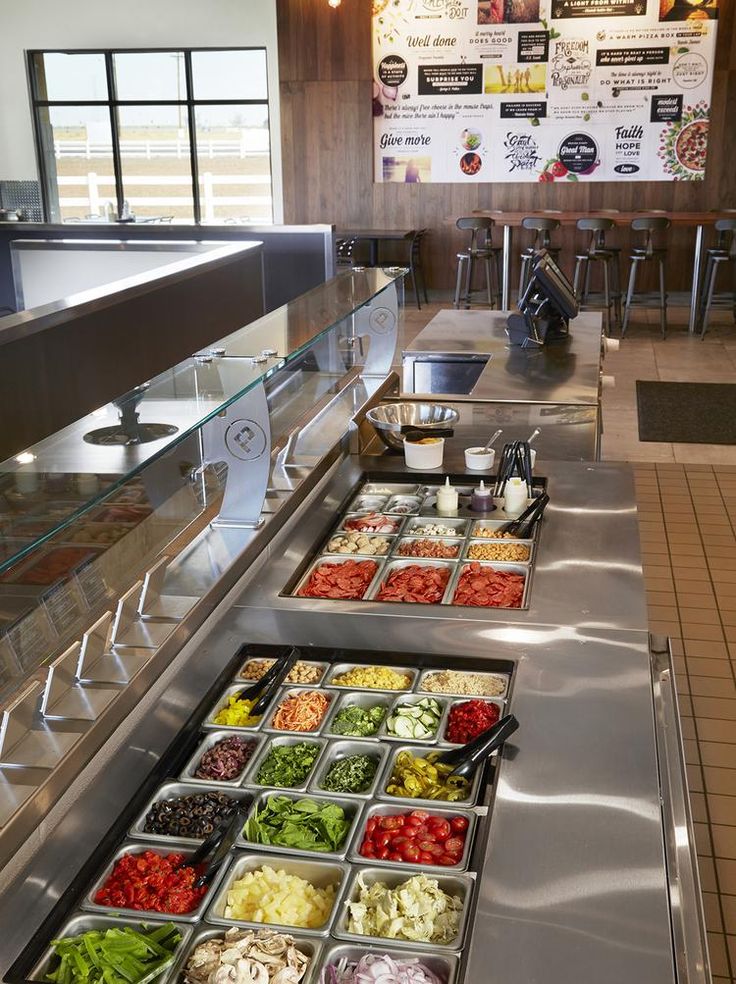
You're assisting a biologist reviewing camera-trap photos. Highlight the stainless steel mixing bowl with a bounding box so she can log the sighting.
[366,402,459,451]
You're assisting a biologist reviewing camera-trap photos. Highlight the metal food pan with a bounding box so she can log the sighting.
[378,694,451,745]
[335,513,405,536]
[440,697,507,747]
[129,782,253,846]
[320,532,395,561]
[367,558,457,606]
[332,865,474,951]
[205,852,348,938]
[346,802,477,873]
[403,516,469,538]
[180,731,264,787]
[236,789,365,861]
[361,482,421,496]
[323,663,417,693]
[322,692,393,740]
[376,744,483,809]
[448,560,529,610]
[292,555,385,602]
[243,735,328,792]
[28,913,193,984]
[308,740,390,799]
[384,495,424,516]
[202,685,276,733]
[348,494,389,513]
[236,658,329,688]
[390,536,464,561]
[462,538,534,565]
[262,687,335,737]
[175,926,323,984]
[81,840,227,923]
[416,668,509,700]
[318,942,458,984]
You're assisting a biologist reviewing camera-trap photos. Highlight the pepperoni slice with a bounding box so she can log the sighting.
[376,564,451,604]
[453,562,524,608]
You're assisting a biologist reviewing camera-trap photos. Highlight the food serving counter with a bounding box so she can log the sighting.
[0,270,706,984]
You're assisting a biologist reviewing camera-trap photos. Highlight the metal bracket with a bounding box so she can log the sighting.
[138,556,198,621]
[77,611,149,684]
[352,279,399,377]
[202,379,271,529]
[0,681,79,769]
[41,643,118,722]
[111,580,176,649]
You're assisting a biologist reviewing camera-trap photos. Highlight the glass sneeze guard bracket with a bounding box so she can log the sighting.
[0,680,78,769]
[201,378,271,530]
[352,279,399,378]
[111,579,176,649]
[138,556,198,622]
[41,642,118,721]
[77,610,148,685]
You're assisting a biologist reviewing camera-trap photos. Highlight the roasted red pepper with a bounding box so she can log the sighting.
[445,699,501,744]
[94,850,207,914]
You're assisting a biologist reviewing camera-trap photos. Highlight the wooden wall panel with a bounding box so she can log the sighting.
[277,0,736,291]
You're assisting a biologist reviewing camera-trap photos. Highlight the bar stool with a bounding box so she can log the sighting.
[572,218,622,336]
[454,217,502,309]
[699,219,736,338]
[621,217,671,339]
[518,217,561,301]
[377,229,428,309]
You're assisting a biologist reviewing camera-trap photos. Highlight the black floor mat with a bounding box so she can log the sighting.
[636,380,736,444]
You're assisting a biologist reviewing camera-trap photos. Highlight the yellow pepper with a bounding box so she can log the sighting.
[213,695,261,727]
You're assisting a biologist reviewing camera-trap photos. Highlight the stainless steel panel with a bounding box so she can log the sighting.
[332,865,474,951]
[236,788,364,861]
[205,852,348,938]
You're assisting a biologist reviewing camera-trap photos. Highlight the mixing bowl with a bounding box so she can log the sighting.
[366,402,459,451]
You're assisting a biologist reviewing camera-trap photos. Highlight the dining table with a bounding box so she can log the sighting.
[471,209,736,334]
[336,228,415,267]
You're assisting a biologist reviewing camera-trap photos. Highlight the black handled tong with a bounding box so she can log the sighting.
[438,714,519,779]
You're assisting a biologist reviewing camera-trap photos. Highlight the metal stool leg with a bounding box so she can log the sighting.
[658,257,667,339]
[454,255,467,309]
[518,253,531,303]
[484,256,493,307]
[602,257,611,338]
[700,259,719,339]
[697,254,714,334]
[621,258,639,338]
[612,255,622,332]
[573,257,585,299]
[583,261,592,303]
[464,253,475,309]
[494,253,503,308]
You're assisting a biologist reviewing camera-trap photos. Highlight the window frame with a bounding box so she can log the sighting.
[27,47,273,225]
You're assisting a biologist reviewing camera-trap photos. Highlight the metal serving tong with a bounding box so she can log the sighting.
[438,714,519,779]
[247,647,300,719]
[185,804,249,888]
[494,441,533,498]
[497,492,549,539]
[234,646,299,704]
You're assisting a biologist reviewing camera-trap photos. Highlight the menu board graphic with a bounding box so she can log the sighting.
[372,0,717,182]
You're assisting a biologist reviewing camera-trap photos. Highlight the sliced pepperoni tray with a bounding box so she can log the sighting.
[288,478,545,609]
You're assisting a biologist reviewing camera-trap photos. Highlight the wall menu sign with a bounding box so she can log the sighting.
[372,0,717,183]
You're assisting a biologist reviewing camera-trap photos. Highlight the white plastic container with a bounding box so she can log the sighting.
[403,436,444,470]
[464,447,495,471]
[503,477,528,515]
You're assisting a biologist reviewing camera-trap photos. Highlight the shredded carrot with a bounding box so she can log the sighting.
[271,690,331,732]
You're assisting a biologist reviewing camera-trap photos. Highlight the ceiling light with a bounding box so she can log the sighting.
[328,0,342,7]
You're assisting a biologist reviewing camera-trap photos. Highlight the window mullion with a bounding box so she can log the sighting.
[105,52,125,219]
[184,52,201,224]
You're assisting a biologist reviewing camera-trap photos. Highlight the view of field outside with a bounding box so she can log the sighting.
[34,50,273,224]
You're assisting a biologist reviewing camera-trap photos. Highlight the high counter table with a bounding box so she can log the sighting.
[470,209,736,333]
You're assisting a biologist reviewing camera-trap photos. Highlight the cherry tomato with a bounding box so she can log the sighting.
[428,818,451,841]
[391,836,411,850]
[419,851,435,864]
[419,840,443,856]
[403,825,419,838]
[388,851,403,862]
[361,838,372,852]
[414,825,430,839]
[437,853,458,866]
[381,817,403,830]
[444,836,465,855]
[450,816,469,833]
[360,844,375,858]
[403,844,421,863]
[375,831,392,849]
[405,815,424,826]
[411,810,430,820]
[366,817,378,834]
[377,846,390,860]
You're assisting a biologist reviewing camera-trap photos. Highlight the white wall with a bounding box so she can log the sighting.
[0,0,284,222]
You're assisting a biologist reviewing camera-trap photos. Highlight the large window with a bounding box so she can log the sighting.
[29,49,273,225]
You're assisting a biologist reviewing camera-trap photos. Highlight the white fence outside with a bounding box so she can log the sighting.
[54,134,270,160]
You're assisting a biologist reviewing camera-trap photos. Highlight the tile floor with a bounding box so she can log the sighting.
[402,296,736,980]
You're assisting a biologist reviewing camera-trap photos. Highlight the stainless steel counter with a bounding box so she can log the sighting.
[402,309,603,406]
